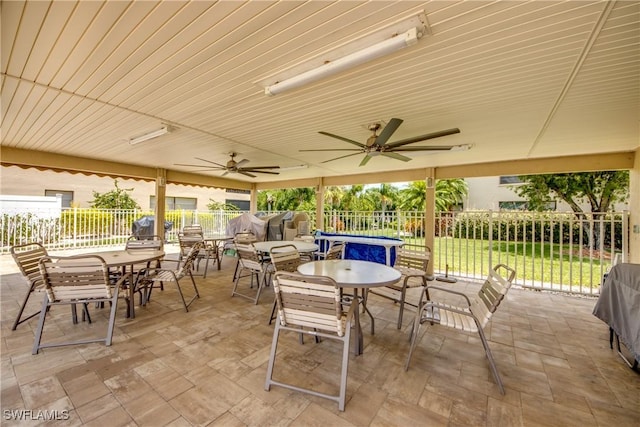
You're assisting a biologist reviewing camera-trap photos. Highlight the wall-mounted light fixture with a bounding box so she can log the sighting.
[129,125,173,145]
[261,13,428,96]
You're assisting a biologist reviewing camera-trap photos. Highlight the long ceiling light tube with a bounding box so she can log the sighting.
[265,27,421,96]
[129,125,171,145]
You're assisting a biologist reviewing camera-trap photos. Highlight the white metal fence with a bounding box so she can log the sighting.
[1,208,627,295]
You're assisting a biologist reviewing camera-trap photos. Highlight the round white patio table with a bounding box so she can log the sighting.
[297,259,401,355]
[253,240,318,254]
[81,249,165,318]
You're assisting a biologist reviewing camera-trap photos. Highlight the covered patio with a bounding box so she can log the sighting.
[1,2,639,425]
[1,253,638,426]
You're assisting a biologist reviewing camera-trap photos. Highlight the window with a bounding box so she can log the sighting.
[226,199,250,210]
[44,190,73,208]
[499,201,528,210]
[499,176,523,185]
[150,196,197,210]
[499,201,557,211]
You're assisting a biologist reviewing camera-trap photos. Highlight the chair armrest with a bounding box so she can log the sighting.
[423,284,472,307]
[114,272,133,289]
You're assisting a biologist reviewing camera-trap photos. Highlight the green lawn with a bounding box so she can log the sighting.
[363,229,608,290]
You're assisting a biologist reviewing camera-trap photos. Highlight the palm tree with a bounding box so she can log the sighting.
[399,179,468,211]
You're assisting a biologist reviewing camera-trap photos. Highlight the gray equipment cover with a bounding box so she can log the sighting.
[593,263,640,362]
[225,213,267,241]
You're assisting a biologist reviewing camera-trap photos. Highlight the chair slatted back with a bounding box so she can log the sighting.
[235,243,264,271]
[273,272,344,336]
[39,255,112,302]
[234,231,257,244]
[470,264,516,328]
[269,245,301,273]
[178,234,205,256]
[11,242,48,286]
[325,242,345,260]
[126,237,163,250]
[182,225,203,237]
[177,241,204,276]
[394,247,430,271]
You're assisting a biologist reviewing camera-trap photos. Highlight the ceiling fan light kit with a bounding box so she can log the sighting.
[128,125,172,145]
[263,13,428,96]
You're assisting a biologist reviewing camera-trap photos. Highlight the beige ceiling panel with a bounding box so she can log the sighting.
[21,1,76,81]
[35,1,106,85]
[61,1,156,92]
[109,1,247,107]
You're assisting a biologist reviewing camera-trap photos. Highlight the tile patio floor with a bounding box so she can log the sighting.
[1,250,638,426]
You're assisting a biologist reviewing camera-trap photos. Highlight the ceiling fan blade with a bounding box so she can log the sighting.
[194,157,226,168]
[242,169,280,175]
[236,159,250,167]
[386,128,461,149]
[318,131,365,148]
[359,155,373,166]
[391,146,454,151]
[174,163,224,169]
[238,170,256,178]
[241,165,280,170]
[382,152,412,162]
[221,170,230,176]
[321,152,365,163]
[176,168,226,173]
[299,148,362,152]
[375,118,403,146]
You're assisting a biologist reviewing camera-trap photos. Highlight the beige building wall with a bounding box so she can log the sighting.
[0,166,248,209]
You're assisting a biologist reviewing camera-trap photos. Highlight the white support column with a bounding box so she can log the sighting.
[155,168,167,239]
[425,168,435,276]
[629,148,640,263]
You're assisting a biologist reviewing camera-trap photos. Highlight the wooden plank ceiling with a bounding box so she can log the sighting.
[1,1,638,185]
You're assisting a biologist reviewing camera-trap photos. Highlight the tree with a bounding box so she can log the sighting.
[206,200,240,211]
[257,188,315,211]
[90,180,140,209]
[398,179,468,211]
[513,171,629,214]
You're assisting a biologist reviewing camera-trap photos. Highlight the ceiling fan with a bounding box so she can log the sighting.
[175,153,280,178]
[300,118,462,166]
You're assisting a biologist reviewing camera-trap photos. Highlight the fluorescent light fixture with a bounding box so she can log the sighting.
[128,125,172,145]
[264,24,425,96]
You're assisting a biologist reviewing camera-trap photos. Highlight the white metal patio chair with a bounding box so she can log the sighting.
[265,272,356,411]
[137,242,202,312]
[365,246,432,329]
[32,255,130,354]
[405,263,516,394]
[232,242,269,304]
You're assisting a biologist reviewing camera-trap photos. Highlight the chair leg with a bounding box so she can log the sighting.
[12,284,39,330]
[269,298,277,325]
[265,321,281,391]
[397,287,408,330]
[405,311,424,370]
[105,289,120,346]
[338,324,351,411]
[32,295,50,355]
[476,323,505,394]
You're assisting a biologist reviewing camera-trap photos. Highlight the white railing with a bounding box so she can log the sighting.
[322,209,627,295]
[0,208,627,295]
